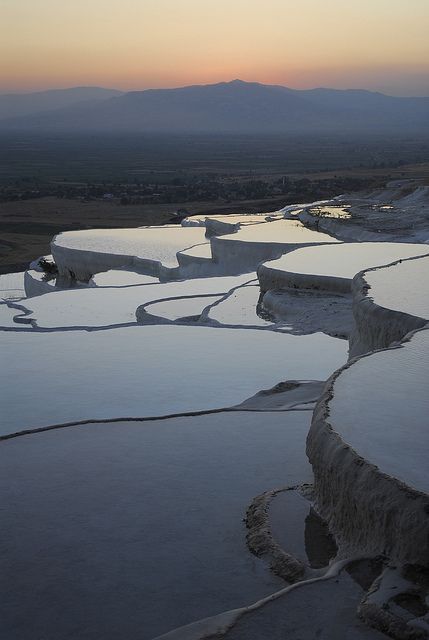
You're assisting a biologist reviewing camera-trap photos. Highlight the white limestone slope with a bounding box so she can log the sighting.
[24,268,91,298]
[182,213,280,238]
[350,253,429,357]
[0,326,347,435]
[4,190,429,638]
[299,182,429,243]
[298,208,386,242]
[258,243,428,295]
[308,327,429,566]
[308,251,429,567]
[14,274,252,329]
[51,226,208,280]
[52,218,342,283]
[210,220,340,272]
[181,212,285,228]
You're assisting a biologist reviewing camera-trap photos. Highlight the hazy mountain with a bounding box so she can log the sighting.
[1,80,428,134]
[0,87,123,121]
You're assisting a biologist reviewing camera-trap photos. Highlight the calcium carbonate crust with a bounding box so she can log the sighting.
[350,254,429,357]
[257,261,351,294]
[307,333,429,567]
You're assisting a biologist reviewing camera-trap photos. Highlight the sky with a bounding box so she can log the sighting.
[1,0,428,96]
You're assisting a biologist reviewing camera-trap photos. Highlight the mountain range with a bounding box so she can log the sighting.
[1,80,428,134]
[0,87,123,122]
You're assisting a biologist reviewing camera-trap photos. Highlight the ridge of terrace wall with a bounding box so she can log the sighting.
[307,334,429,566]
[349,254,429,358]
[210,237,338,273]
[257,262,351,294]
[307,255,429,566]
[51,241,136,281]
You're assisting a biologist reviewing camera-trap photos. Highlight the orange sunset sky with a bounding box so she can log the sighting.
[1,0,428,96]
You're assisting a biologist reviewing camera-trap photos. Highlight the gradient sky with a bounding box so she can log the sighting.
[1,0,428,96]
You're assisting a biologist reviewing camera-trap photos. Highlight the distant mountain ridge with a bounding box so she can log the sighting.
[1,80,428,134]
[0,87,123,121]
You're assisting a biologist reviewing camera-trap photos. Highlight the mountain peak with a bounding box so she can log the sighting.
[1,81,428,133]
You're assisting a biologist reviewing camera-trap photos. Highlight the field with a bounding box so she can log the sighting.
[2,133,429,184]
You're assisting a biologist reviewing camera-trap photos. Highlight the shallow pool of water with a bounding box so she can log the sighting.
[0,411,312,639]
[330,327,429,493]
[0,324,347,434]
[366,254,429,320]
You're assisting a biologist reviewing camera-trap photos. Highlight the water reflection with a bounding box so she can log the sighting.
[304,506,338,569]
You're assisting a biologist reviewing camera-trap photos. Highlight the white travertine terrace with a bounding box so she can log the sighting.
[24,269,60,297]
[3,187,429,639]
[308,251,429,567]
[90,270,159,287]
[182,213,286,237]
[258,243,428,295]
[350,253,429,357]
[300,182,429,243]
[298,208,387,242]
[217,219,338,245]
[182,215,242,237]
[52,219,340,283]
[17,274,252,329]
[201,285,273,328]
[365,254,429,320]
[308,328,429,565]
[210,219,340,272]
[332,330,429,496]
[181,213,285,227]
[24,268,90,297]
[52,226,208,280]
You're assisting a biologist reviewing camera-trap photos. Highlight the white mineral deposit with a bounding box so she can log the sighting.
[2,186,428,640]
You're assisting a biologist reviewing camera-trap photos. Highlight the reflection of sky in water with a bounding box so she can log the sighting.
[145,295,221,321]
[55,226,208,267]
[367,255,429,318]
[0,412,311,640]
[264,242,427,279]
[186,213,283,225]
[221,219,340,243]
[0,325,347,434]
[269,490,337,569]
[331,327,429,494]
[208,285,272,327]
[22,273,252,328]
